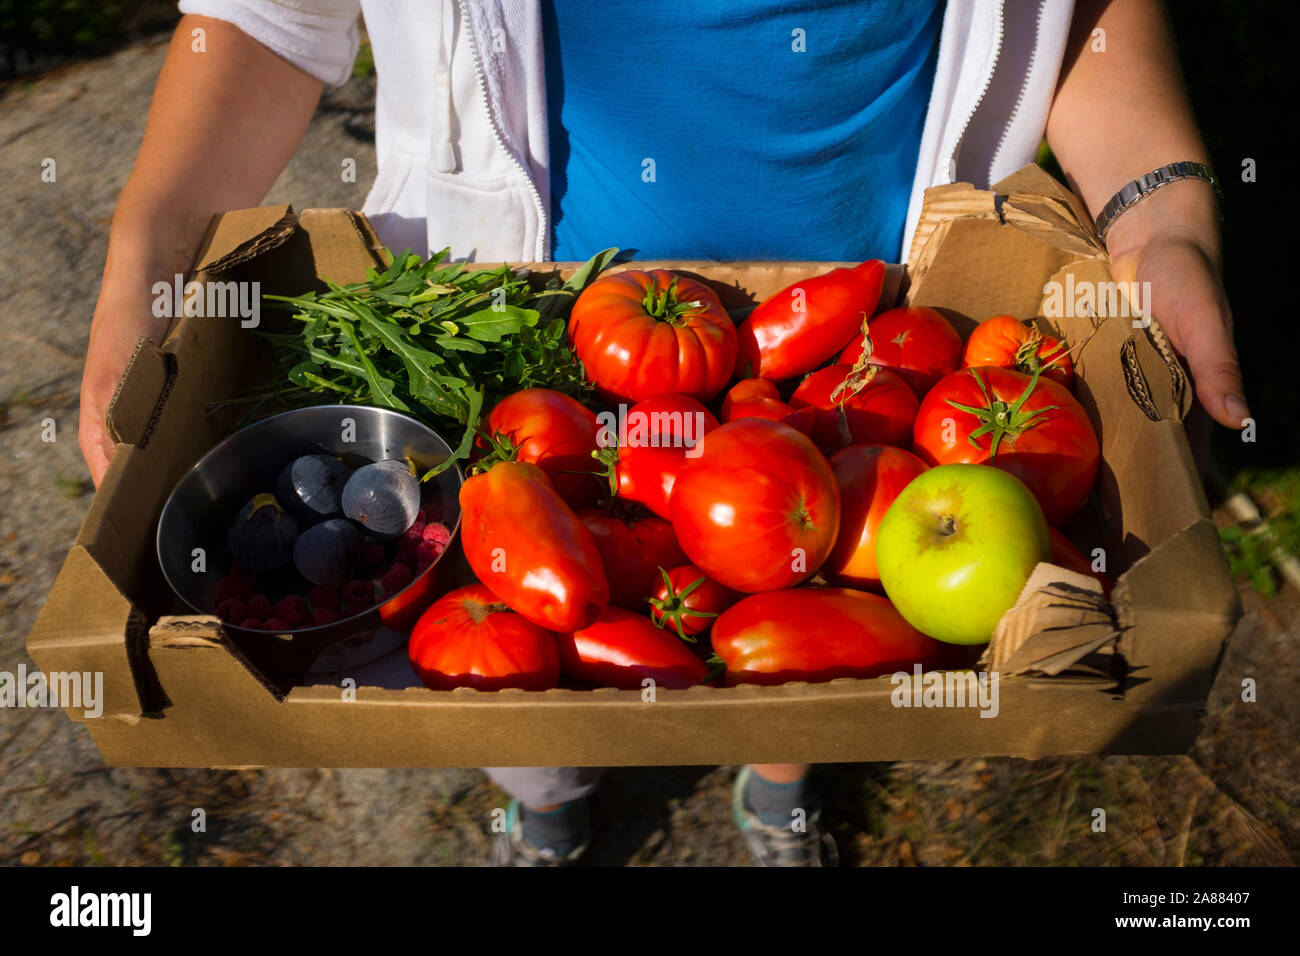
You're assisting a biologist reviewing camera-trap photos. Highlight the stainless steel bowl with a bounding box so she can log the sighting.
[157,405,463,675]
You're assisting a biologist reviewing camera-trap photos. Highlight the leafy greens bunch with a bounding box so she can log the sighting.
[261,246,617,474]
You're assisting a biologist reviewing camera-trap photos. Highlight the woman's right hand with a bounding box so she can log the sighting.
[73,14,327,485]
[79,252,175,486]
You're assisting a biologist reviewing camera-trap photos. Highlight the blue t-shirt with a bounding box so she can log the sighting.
[542,1,943,262]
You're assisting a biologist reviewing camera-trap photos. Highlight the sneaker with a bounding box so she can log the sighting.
[487,800,590,867]
[730,766,839,867]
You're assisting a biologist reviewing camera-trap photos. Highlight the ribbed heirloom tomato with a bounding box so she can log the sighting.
[480,388,603,509]
[838,306,963,397]
[459,460,609,631]
[961,315,1075,388]
[669,418,841,593]
[568,269,737,404]
[408,584,560,691]
[912,367,1100,526]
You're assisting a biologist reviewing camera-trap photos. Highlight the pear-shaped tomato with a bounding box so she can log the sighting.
[459,461,608,631]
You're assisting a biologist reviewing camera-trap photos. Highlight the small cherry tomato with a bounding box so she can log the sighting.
[962,315,1075,388]
[648,564,743,639]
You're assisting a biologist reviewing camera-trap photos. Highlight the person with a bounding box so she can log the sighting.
[78,0,1246,867]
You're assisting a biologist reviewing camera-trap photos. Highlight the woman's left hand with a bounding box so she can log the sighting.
[1103,179,1248,429]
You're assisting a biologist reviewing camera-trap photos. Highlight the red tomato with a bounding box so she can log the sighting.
[569,269,737,404]
[824,445,929,591]
[720,378,780,419]
[837,306,962,398]
[724,396,796,422]
[670,418,841,593]
[408,584,560,691]
[735,260,886,380]
[648,564,743,639]
[596,393,719,519]
[711,588,947,685]
[962,315,1075,388]
[578,507,688,610]
[556,606,710,689]
[789,364,918,452]
[912,367,1100,526]
[480,388,603,509]
[1047,527,1114,597]
[459,461,609,631]
[722,388,819,439]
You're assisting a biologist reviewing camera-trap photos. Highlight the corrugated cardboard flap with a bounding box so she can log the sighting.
[983,563,1117,676]
[1114,519,1241,674]
[105,337,172,446]
[193,203,298,274]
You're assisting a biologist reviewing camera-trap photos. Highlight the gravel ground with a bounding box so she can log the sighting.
[1,37,1295,868]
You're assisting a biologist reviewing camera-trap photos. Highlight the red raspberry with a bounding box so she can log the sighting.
[415,560,432,576]
[360,542,388,568]
[275,595,309,621]
[279,609,304,629]
[215,575,253,603]
[416,540,443,563]
[401,519,427,544]
[246,594,274,619]
[422,522,452,549]
[341,602,368,618]
[342,579,375,605]
[308,585,340,610]
[415,509,428,524]
[263,617,290,631]
[380,563,414,595]
[394,538,419,569]
[216,598,247,622]
[239,617,265,630]
[312,607,343,626]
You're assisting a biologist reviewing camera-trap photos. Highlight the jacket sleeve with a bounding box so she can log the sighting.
[177,0,363,86]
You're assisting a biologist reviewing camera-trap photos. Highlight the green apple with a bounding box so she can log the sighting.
[875,463,1050,645]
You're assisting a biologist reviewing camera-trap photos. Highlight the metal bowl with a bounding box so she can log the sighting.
[157,405,463,675]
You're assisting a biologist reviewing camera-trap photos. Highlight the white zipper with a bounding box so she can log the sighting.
[456,0,550,262]
[943,0,1005,182]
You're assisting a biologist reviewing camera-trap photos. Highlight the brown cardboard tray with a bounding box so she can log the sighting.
[26,166,1241,767]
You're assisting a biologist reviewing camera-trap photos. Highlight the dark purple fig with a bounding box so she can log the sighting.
[292,518,361,587]
[341,459,421,538]
[277,454,352,524]
[227,493,300,571]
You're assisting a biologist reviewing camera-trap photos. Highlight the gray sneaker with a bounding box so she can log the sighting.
[731,766,839,867]
[487,800,590,867]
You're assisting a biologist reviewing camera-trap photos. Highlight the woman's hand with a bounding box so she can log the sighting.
[1046,0,1244,429]
[74,14,325,486]
[1103,179,1247,428]
[79,248,177,486]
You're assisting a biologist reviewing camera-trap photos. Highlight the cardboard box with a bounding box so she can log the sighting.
[26,166,1241,768]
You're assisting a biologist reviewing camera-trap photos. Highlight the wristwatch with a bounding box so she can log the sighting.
[1094,161,1223,241]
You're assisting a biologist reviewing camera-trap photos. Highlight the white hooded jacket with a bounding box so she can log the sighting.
[179,0,1077,263]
